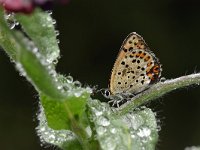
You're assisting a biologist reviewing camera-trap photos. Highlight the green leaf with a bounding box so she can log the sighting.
[15,9,60,64]
[39,86,91,149]
[88,99,133,150]
[88,99,158,150]
[120,107,159,150]
[37,105,82,150]
[0,8,92,149]
[40,93,89,130]
[0,8,65,99]
[0,8,18,61]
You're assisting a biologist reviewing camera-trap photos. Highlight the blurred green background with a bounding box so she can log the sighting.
[0,0,200,149]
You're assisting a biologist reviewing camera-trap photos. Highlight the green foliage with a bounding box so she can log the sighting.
[88,100,158,150]
[0,8,92,149]
[15,9,60,64]
[1,6,199,150]
[40,93,88,130]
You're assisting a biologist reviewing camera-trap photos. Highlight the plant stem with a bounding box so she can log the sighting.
[63,103,90,150]
[113,73,200,117]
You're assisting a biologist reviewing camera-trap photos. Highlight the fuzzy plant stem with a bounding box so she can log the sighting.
[113,73,200,117]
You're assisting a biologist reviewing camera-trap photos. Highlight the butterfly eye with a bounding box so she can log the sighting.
[104,90,110,97]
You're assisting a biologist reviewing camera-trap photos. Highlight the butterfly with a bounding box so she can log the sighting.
[105,32,162,107]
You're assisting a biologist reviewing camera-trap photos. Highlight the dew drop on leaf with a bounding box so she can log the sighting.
[4,12,19,30]
[55,30,60,36]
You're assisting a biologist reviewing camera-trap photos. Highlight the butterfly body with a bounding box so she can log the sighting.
[108,32,161,105]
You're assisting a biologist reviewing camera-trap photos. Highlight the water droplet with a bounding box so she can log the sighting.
[4,12,19,29]
[52,19,56,25]
[96,126,107,135]
[66,76,73,83]
[94,109,103,116]
[85,126,92,137]
[35,52,42,59]
[122,113,144,130]
[10,23,15,29]
[40,59,49,66]
[32,47,38,53]
[97,116,110,126]
[49,69,57,77]
[110,128,116,134]
[16,63,27,77]
[131,134,136,139]
[157,125,161,132]
[49,134,55,139]
[46,10,52,15]
[40,127,45,132]
[57,85,63,90]
[101,136,117,150]
[74,90,82,97]
[160,77,166,82]
[74,80,81,87]
[55,30,59,36]
[52,59,58,65]
[137,127,151,137]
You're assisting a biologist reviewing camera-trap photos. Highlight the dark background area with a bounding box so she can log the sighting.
[0,0,200,149]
